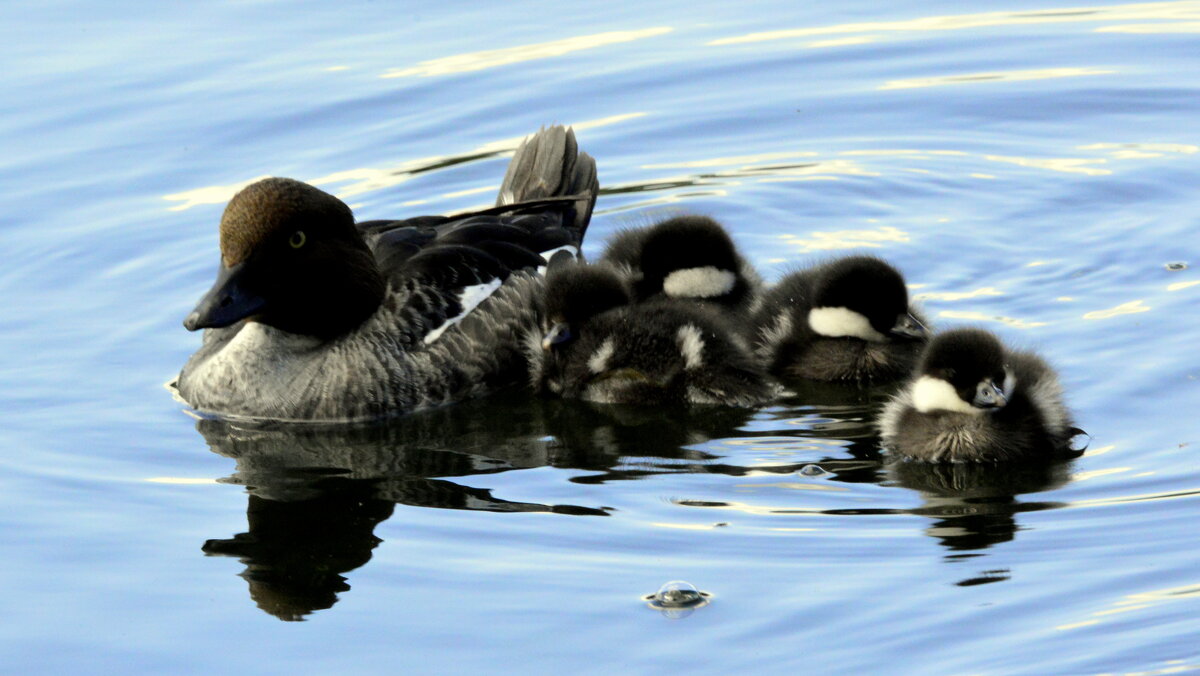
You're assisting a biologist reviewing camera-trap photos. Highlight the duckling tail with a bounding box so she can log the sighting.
[497,125,598,239]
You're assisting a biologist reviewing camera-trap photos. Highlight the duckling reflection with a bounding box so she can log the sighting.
[778,379,902,464]
[887,458,1072,556]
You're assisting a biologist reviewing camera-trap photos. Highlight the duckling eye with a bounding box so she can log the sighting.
[289,230,307,249]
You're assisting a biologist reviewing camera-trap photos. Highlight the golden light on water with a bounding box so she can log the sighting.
[937,310,1048,328]
[1082,300,1152,319]
[1056,583,1200,631]
[879,67,1114,91]
[914,287,1004,301]
[163,113,645,211]
[779,226,910,251]
[381,28,673,78]
[708,2,1200,45]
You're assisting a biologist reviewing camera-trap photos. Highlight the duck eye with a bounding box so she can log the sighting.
[289,230,307,249]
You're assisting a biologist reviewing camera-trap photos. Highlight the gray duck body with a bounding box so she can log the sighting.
[175,126,597,422]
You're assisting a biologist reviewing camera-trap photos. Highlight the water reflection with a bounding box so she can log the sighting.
[193,396,758,619]
[202,479,394,622]
[887,460,1073,566]
[194,382,1083,617]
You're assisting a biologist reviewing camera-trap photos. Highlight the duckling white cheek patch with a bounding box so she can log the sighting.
[423,278,503,345]
[808,307,887,342]
[911,376,979,414]
[663,267,736,298]
[676,324,706,370]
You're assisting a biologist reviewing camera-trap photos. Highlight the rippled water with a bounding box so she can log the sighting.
[2,1,1198,673]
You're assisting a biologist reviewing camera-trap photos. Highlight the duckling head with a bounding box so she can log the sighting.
[542,263,631,351]
[807,256,926,343]
[911,328,1013,414]
[184,178,385,339]
[635,216,745,302]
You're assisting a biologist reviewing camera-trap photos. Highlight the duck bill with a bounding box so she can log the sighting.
[889,312,927,341]
[183,261,266,331]
[973,381,1008,410]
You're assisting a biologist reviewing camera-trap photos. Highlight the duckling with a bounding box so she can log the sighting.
[600,215,762,315]
[174,126,598,421]
[878,328,1076,462]
[533,261,776,407]
[750,255,928,382]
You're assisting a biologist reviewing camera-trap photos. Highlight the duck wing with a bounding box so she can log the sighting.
[355,126,599,345]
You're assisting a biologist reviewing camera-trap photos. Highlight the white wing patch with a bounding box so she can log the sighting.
[588,337,616,374]
[423,278,504,345]
[663,266,736,298]
[911,376,979,414]
[676,324,706,370]
[808,306,887,342]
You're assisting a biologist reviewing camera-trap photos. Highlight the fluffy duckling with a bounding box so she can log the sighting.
[174,126,598,421]
[878,328,1076,462]
[533,261,776,407]
[750,255,928,382]
[600,215,762,314]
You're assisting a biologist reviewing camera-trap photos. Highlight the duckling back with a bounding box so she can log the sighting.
[535,261,776,407]
[751,256,928,382]
[601,215,762,315]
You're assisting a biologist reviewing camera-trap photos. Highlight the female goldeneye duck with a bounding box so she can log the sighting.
[174,126,598,422]
[750,255,928,382]
[878,328,1076,463]
[600,215,762,314]
[533,261,776,407]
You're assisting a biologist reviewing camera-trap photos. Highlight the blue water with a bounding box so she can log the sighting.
[2,1,1198,673]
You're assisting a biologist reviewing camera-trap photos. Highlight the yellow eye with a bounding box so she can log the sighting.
[289,230,306,249]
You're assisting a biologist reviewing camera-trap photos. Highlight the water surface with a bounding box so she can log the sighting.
[1,1,1198,673]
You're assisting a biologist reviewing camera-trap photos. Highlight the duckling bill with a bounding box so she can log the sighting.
[174,126,598,422]
[878,328,1077,462]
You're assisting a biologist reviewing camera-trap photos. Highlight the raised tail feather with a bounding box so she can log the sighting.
[497,126,598,241]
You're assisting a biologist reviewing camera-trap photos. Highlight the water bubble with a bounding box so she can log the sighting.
[799,464,831,477]
[644,580,710,616]
[1166,261,1188,271]
[656,580,702,607]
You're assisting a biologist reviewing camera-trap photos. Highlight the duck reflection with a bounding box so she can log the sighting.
[194,396,757,620]
[202,478,392,621]
[887,459,1074,579]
